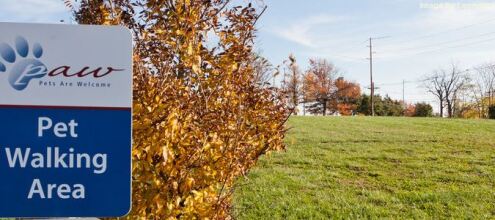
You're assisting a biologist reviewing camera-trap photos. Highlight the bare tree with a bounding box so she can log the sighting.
[281,54,302,114]
[442,64,470,118]
[424,71,446,117]
[473,63,495,118]
[424,64,470,118]
[251,53,275,87]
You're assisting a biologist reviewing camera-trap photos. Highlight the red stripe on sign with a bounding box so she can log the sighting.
[0,104,131,111]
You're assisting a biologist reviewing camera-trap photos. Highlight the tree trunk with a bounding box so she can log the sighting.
[439,100,443,117]
[322,99,327,116]
[292,92,298,115]
[447,101,453,118]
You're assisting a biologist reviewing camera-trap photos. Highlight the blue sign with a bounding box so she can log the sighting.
[0,23,132,218]
[0,107,131,217]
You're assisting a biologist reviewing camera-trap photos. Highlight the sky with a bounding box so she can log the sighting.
[2,0,495,110]
[255,0,495,109]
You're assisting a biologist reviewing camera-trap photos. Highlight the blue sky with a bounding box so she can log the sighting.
[256,0,495,108]
[2,0,495,109]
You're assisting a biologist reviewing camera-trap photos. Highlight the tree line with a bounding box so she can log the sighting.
[253,54,434,117]
[424,63,495,119]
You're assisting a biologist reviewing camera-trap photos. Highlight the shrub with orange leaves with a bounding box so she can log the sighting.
[404,104,416,117]
[72,0,290,219]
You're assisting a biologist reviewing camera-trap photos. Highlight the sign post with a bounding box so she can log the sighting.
[0,22,132,218]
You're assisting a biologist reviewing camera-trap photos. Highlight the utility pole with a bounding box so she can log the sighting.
[367,36,389,116]
[369,38,374,116]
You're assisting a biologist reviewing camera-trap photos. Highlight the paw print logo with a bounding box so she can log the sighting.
[0,36,47,90]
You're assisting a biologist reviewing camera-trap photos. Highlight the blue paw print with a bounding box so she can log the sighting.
[0,36,47,90]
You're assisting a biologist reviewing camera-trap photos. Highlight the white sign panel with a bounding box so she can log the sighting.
[0,22,132,108]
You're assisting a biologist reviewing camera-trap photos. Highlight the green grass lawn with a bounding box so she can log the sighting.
[233,116,495,219]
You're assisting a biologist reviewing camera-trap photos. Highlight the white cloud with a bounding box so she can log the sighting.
[269,14,343,47]
[266,4,495,65]
[411,6,495,30]
[371,6,495,61]
[0,0,69,22]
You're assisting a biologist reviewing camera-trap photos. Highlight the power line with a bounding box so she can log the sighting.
[319,25,383,51]
[311,17,495,63]
[321,39,368,51]
[327,53,367,62]
[374,35,495,60]
[322,40,370,62]
[313,19,495,63]
[371,64,495,88]
[390,17,495,45]
[408,36,495,56]
[381,30,495,53]
[368,65,495,107]
[371,77,431,87]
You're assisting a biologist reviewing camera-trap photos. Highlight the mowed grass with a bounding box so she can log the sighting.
[233,116,495,219]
